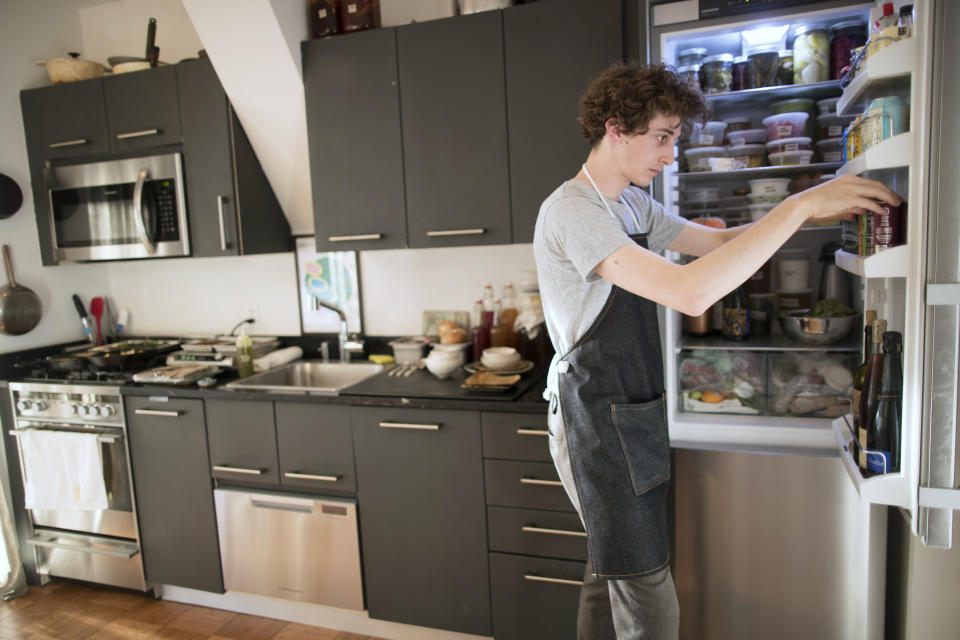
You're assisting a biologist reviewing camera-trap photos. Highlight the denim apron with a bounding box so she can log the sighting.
[555,167,671,578]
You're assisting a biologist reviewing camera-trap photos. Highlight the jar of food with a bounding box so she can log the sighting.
[340,0,380,32]
[309,0,341,38]
[731,55,748,91]
[793,24,829,84]
[829,20,867,80]
[699,54,734,94]
[746,45,780,88]
[778,49,794,85]
[677,65,701,92]
[678,47,707,67]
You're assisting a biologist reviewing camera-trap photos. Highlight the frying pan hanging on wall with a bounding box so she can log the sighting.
[0,174,23,219]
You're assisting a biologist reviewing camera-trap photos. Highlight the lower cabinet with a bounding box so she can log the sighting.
[351,406,491,636]
[125,396,224,592]
[489,552,585,640]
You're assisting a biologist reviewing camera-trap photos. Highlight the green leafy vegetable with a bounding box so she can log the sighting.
[809,298,855,318]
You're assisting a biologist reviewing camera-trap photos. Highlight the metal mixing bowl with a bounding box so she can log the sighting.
[778,310,859,346]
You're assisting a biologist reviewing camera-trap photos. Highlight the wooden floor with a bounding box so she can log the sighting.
[0,580,385,640]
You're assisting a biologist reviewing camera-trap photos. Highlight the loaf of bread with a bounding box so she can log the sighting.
[441,327,467,344]
[437,320,459,337]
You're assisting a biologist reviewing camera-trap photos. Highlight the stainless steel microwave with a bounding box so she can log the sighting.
[46,153,189,262]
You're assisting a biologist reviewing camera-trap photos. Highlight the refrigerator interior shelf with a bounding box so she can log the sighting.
[671,414,836,455]
[832,415,908,507]
[676,162,842,181]
[837,132,914,177]
[835,245,909,278]
[837,36,917,116]
[703,80,843,109]
[679,333,859,352]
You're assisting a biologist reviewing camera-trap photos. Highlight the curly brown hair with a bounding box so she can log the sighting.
[578,62,710,148]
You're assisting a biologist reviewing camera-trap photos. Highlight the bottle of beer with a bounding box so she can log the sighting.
[851,310,878,465]
[858,318,886,472]
[867,331,903,474]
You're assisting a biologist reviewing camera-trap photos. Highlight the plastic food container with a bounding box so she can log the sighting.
[699,54,733,94]
[678,47,707,67]
[693,121,728,147]
[793,24,829,84]
[727,128,767,146]
[683,146,726,172]
[684,187,721,203]
[771,98,814,116]
[748,202,777,222]
[679,350,765,415]
[769,150,814,166]
[725,144,766,169]
[748,193,787,205]
[763,112,809,140]
[817,96,841,116]
[817,113,857,139]
[748,178,791,196]
[747,45,780,88]
[766,137,812,155]
[816,137,844,162]
[724,117,751,134]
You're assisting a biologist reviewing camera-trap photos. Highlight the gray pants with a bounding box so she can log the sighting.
[548,397,680,640]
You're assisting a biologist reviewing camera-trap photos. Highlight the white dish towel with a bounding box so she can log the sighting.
[20,430,108,511]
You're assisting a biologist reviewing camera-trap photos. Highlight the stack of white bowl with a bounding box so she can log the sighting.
[746,178,790,222]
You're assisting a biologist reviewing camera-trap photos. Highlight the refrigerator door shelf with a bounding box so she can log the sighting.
[835,245,909,278]
[838,36,917,116]
[837,131,914,176]
[832,415,910,507]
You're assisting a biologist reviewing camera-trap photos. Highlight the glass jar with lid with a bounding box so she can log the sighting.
[746,45,780,88]
[731,55,748,91]
[793,23,829,84]
[778,49,794,85]
[698,54,734,94]
[340,0,381,33]
[677,65,701,93]
[678,47,707,67]
[829,20,867,80]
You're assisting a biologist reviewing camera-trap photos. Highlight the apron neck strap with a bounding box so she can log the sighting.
[581,164,643,231]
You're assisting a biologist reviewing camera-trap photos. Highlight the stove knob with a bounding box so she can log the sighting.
[16,399,33,412]
[33,401,48,412]
[99,405,117,417]
[70,403,82,415]
[77,404,91,416]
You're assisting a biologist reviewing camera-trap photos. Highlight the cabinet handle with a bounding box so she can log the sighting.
[284,471,340,482]
[250,499,312,514]
[520,477,563,487]
[48,138,88,149]
[134,409,182,417]
[27,535,139,559]
[522,525,587,538]
[116,128,160,140]
[328,233,383,242]
[217,195,228,251]
[378,421,441,431]
[213,465,263,476]
[524,573,583,587]
[425,228,485,237]
[516,428,549,437]
[132,168,157,255]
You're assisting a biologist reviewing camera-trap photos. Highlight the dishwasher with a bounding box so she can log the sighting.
[214,488,364,610]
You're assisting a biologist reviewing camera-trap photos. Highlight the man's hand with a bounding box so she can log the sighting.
[788,174,902,225]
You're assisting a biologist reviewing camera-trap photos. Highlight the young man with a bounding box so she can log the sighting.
[533,62,901,640]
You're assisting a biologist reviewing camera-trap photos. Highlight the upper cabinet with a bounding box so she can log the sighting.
[302,1,624,250]
[20,80,110,161]
[303,28,407,251]
[104,66,182,151]
[398,11,511,248]
[504,0,624,243]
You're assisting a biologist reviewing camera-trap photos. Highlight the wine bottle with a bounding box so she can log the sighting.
[851,310,878,464]
[867,331,903,474]
[858,318,886,472]
[722,285,750,341]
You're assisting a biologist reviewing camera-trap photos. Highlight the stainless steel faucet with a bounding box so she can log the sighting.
[313,298,364,362]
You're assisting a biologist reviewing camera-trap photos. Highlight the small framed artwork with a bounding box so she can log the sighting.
[294,236,362,334]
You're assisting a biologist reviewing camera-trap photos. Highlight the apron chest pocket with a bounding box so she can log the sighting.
[610,397,670,496]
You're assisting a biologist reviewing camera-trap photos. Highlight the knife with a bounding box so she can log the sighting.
[72,294,95,343]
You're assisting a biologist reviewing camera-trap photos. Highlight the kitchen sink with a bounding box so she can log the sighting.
[223,360,385,395]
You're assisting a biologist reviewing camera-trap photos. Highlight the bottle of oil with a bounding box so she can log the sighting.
[235,329,255,378]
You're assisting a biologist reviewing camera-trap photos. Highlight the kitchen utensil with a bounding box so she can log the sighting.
[90,297,105,345]
[116,309,128,336]
[0,174,23,219]
[36,52,106,84]
[145,18,157,66]
[0,245,42,336]
[778,310,858,346]
[463,360,534,375]
[45,353,89,373]
[81,339,181,370]
[72,294,95,343]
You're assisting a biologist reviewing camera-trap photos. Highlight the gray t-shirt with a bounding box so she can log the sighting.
[533,178,685,361]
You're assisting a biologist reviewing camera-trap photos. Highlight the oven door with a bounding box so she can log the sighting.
[47,152,190,262]
[13,423,137,540]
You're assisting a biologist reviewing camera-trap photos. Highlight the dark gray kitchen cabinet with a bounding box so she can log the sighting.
[302,29,407,252]
[205,398,280,486]
[125,396,223,593]
[504,0,624,242]
[20,79,110,161]
[177,58,290,257]
[103,66,182,151]
[275,402,356,494]
[397,11,511,248]
[351,406,490,635]
[489,552,584,640]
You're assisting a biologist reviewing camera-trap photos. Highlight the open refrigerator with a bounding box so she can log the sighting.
[649,0,958,637]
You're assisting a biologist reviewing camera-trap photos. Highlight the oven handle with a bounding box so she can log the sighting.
[132,168,158,255]
[26,534,139,559]
[8,429,118,444]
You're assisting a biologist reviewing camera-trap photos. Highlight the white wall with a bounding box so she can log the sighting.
[1,0,537,353]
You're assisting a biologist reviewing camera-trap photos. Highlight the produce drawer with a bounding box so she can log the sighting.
[482,411,551,462]
[490,552,583,640]
[767,351,856,418]
[487,506,586,562]
[484,459,576,512]
[678,349,766,416]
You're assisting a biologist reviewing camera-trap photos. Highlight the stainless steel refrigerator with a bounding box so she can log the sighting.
[646,1,959,638]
